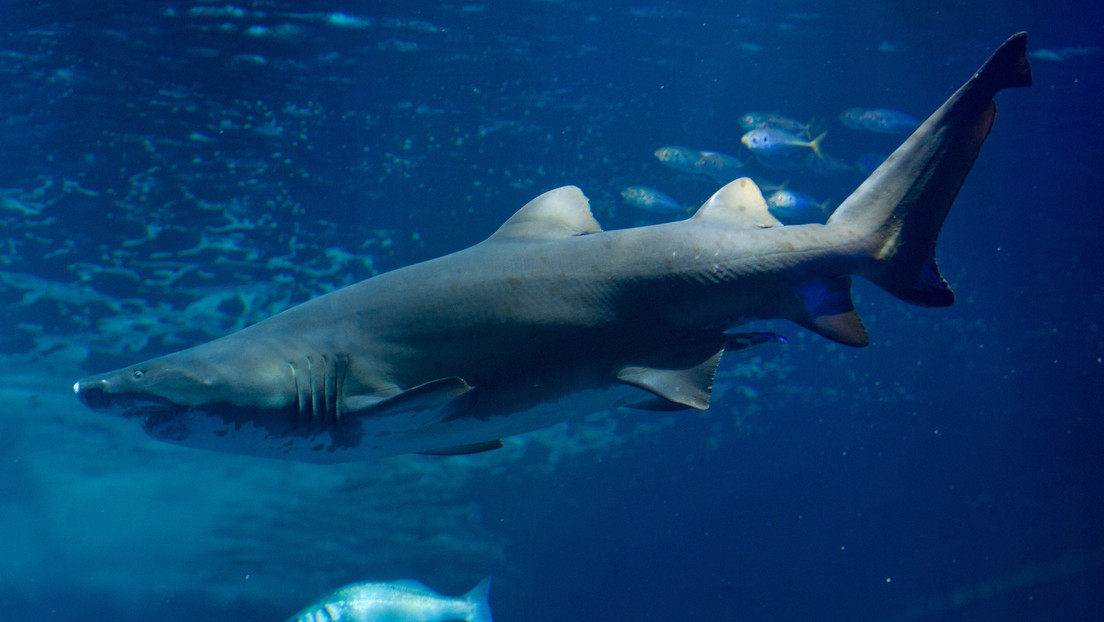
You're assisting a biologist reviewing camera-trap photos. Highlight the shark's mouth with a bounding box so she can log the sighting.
[109,395,185,424]
[75,379,185,421]
[135,405,183,426]
[137,405,193,442]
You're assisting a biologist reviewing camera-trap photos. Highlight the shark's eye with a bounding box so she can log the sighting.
[132,370,145,379]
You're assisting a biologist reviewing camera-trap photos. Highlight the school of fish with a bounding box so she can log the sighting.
[626,106,922,226]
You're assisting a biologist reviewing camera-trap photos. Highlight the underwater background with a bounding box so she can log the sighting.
[1,1,1101,620]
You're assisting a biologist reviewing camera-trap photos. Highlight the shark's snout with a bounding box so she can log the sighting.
[74,378,112,411]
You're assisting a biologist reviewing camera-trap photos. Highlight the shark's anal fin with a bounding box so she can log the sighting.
[344,377,474,427]
[416,439,504,456]
[790,276,870,347]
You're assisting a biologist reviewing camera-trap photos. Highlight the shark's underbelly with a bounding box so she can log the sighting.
[148,382,654,462]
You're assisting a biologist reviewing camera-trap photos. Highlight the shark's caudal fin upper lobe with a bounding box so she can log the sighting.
[828,32,1032,308]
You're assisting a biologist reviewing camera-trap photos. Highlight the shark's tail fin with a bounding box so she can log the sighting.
[828,32,1031,308]
[465,576,494,622]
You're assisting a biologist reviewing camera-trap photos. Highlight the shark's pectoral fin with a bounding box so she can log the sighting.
[344,377,475,428]
[788,276,870,347]
[416,439,504,456]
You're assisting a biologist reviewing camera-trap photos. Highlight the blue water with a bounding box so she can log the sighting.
[1,1,1101,620]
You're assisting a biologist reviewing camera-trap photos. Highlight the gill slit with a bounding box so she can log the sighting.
[290,354,351,429]
[319,354,337,427]
[333,353,349,425]
[290,360,305,426]
[291,354,352,429]
[308,355,321,424]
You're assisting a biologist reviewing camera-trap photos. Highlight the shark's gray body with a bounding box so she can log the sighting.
[74,34,1032,462]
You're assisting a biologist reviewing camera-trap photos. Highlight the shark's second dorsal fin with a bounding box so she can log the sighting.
[488,186,603,241]
[692,178,783,229]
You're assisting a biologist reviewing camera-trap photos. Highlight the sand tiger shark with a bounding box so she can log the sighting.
[74,34,1032,462]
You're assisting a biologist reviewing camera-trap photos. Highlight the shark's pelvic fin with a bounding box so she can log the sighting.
[416,439,504,456]
[828,32,1032,309]
[617,354,722,411]
[617,331,784,410]
[692,177,783,229]
[488,185,603,240]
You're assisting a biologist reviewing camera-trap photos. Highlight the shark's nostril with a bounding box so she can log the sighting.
[75,379,112,410]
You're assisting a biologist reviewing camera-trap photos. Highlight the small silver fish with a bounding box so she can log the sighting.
[839,108,920,134]
[1027,46,1098,62]
[738,111,814,136]
[620,185,687,213]
[693,150,745,182]
[741,129,826,158]
[766,190,831,225]
[653,145,701,173]
[654,146,744,183]
[287,577,493,622]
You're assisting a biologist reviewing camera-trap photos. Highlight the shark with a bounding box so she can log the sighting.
[74,33,1032,462]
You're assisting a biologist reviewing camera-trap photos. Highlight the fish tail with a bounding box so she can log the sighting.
[802,117,817,138]
[807,131,827,158]
[465,576,494,622]
[828,32,1031,309]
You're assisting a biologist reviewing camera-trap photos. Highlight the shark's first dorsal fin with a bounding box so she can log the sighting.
[488,186,603,241]
[692,178,783,229]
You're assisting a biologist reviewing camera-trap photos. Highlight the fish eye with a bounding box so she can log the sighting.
[132,370,145,379]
